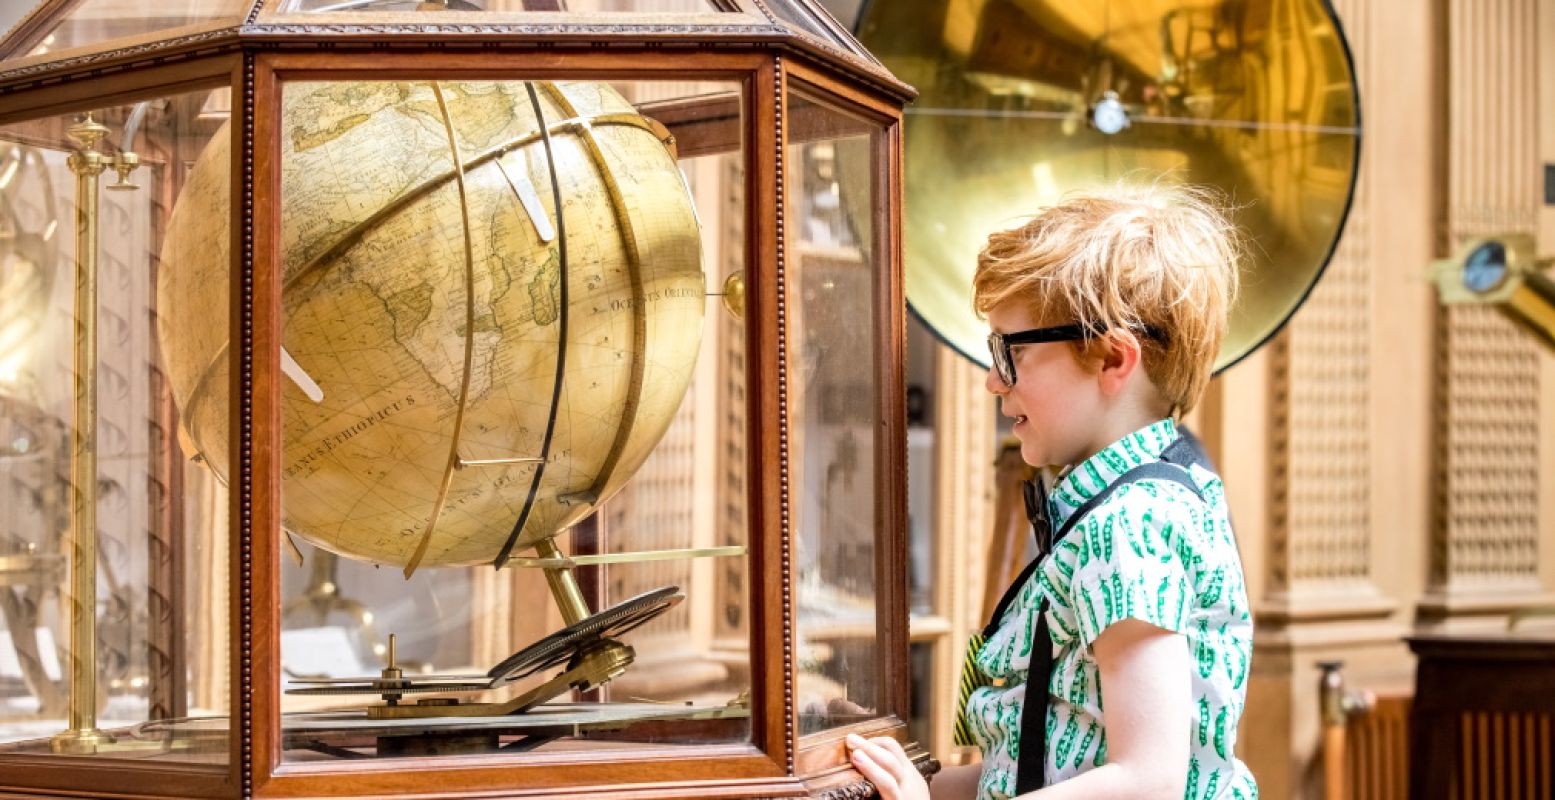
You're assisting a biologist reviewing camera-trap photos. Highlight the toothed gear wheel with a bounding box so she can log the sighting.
[488,586,681,686]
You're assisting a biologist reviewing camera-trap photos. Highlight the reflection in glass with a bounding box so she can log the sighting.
[840,0,1361,370]
[790,90,882,735]
[905,318,937,618]
[1,0,248,64]
[758,0,875,61]
[281,0,728,14]
[0,90,231,762]
[907,642,932,749]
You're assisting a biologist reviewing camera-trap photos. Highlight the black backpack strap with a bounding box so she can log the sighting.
[979,456,1203,640]
[1095,462,1203,508]
[1049,463,1202,544]
[1160,424,1213,471]
[1010,446,1204,794]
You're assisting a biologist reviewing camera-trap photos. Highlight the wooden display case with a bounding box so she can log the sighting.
[0,1,923,797]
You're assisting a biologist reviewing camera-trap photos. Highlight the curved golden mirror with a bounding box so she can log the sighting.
[837,0,1360,370]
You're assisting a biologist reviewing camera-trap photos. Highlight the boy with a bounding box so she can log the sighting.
[848,183,1257,799]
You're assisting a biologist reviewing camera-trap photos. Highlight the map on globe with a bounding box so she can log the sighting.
[158,79,706,572]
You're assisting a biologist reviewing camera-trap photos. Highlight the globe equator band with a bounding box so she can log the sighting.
[401,81,482,578]
[540,81,651,506]
[492,81,574,571]
[172,111,668,455]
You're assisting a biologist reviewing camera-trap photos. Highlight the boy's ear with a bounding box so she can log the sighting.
[1096,330,1144,395]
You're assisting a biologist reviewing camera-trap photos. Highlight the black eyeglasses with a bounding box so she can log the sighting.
[985,324,1095,387]
[986,322,1167,387]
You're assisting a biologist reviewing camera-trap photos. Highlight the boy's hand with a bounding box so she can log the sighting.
[845,733,930,800]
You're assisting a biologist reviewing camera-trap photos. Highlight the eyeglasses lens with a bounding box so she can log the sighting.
[987,335,1009,386]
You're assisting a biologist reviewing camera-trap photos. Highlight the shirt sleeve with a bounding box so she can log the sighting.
[1069,481,1196,650]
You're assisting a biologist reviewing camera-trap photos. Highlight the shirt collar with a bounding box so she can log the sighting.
[1047,418,1179,532]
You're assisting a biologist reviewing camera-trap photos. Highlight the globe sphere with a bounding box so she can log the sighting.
[158,80,705,569]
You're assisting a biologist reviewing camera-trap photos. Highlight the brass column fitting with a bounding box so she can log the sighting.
[106,150,141,192]
[1316,660,1374,728]
[379,633,407,706]
[719,271,745,320]
[572,639,634,692]
[52,115,115,755]
[535,538,592,627]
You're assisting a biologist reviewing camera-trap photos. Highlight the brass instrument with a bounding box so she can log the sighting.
[840,0,1362,370]
[1432,235,1555,351]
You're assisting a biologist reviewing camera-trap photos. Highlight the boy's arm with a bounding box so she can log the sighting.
[1018,618,1191,800]
[848,619,1191,800]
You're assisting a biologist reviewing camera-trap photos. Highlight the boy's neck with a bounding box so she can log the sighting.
[1073,394,1172,469]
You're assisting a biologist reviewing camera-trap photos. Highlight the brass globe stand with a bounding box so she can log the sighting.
[285,581,682,718]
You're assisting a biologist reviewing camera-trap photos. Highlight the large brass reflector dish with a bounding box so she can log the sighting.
[848,0,1360,369]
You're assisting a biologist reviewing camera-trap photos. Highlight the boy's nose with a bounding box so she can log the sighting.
[985,367,1009,394]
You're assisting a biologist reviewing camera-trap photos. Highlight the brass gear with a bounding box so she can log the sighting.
[488,586,681,686]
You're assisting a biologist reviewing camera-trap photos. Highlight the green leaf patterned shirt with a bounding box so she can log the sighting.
[964,418,1258,800]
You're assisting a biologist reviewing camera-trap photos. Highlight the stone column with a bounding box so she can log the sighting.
[1417,0,1554,632]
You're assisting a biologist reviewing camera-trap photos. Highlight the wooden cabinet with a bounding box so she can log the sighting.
[0,1,920,796]
[1407,634,1555,800]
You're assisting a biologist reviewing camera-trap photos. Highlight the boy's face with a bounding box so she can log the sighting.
[984,299,1105,469]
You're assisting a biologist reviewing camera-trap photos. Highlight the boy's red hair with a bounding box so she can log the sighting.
[972,182,1242,416]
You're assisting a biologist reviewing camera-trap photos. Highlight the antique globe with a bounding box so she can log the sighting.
[158,79,705,571]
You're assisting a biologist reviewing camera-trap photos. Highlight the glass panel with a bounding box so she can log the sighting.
[844,0,1361,371]
[0,87,232,764]
[269,78,750,763]
[760,0,874,61]
[2,0,247,65]
[905,318,936,619]
[279,0,727,14]
[789,89,883,735]
[906,641,931,749]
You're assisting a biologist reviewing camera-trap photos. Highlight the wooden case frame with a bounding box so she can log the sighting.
[0,6,920,799]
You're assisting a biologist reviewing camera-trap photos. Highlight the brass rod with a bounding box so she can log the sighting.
[52,115,114,755]
[455,456,545,468]
[503,544,747,569]
[534,539,590,626]
[1508,280,1555,351]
